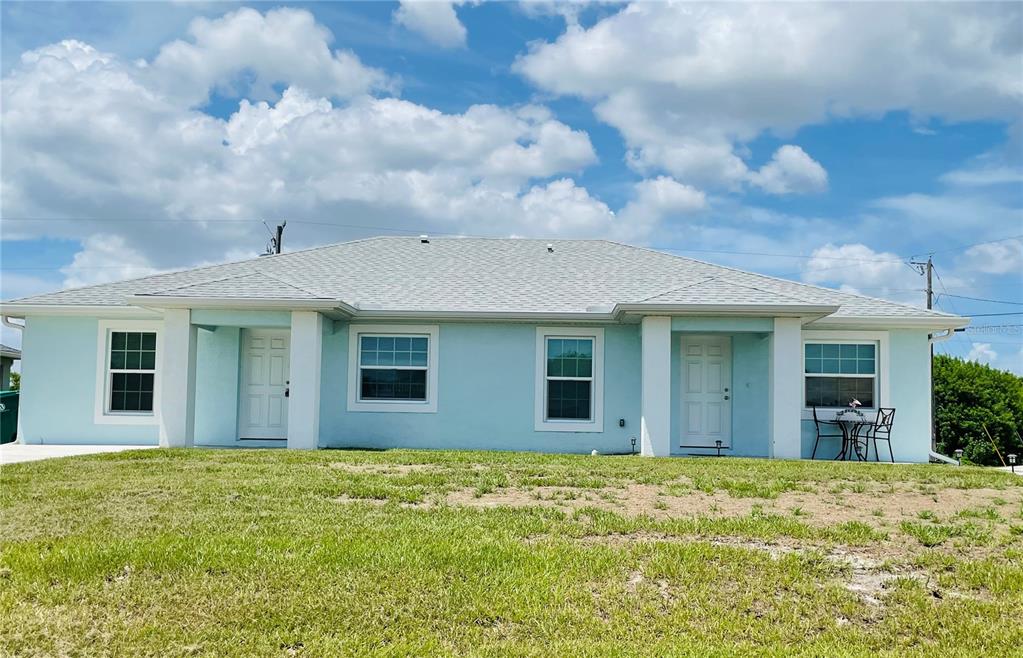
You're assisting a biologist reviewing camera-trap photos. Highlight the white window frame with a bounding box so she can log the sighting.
[800,330,890,420]
[535,327,604,433]
[347,324,439,413]
[94,319,163,425]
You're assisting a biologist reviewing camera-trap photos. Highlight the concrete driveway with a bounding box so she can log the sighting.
[0,443,157,465]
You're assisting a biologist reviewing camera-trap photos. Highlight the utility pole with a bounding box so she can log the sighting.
[274,221,286,254]
[910,256,935,449]
[263,221,287,255]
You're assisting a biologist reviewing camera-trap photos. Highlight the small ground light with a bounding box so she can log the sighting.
[715,439,723,457]
[954,448,964,465]
[1009,454,1017,474]
[630,436,637,454]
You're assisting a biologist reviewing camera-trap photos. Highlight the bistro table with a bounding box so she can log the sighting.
[834,410,870,461]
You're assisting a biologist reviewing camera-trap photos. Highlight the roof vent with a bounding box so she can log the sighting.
[420,234,430,244]
[547,243,554,253]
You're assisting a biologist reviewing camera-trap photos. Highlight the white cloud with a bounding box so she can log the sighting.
[152,7,392,105]
[966,342,998,365]
[800,243,925,306]
[750,145,828,195]
[393,1,468,49]
[60,235,159,289]
[1,13,632,279]
[957,239,1023,276]
[515,3,1022,188]
[619,176,707,237]
[940,166,1023,187]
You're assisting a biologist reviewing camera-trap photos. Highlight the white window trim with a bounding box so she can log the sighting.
[534,327,604,433]
[347,324,439,413]
[94,319,163,426]
[800,330,890,420]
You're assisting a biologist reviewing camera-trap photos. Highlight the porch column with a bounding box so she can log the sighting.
[287,311,323,450]
[159,308,197,448]
[640,316,671,457]
[769,317,802,459]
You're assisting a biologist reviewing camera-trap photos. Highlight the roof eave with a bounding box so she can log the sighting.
[350,308,617,323]
[612,303,841,320]
[808,315,970,330]
[125,295,356,315]
[0,303,161,319]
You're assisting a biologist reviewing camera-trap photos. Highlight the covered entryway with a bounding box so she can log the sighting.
[237,329,290,440]
[680,335,732,449]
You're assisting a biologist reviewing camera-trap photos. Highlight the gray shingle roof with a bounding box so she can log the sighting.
[0,344,21,358]
[5,237,956,320]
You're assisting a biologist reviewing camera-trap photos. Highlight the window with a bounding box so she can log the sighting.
[359,335,429,401]
[94,320,162,425]
[804,342,876,408]
[108,331,157,412]
[535,327,604,432]
[347,325,439,413]
[545,338,594,420]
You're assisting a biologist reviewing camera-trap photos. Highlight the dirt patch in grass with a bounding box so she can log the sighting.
[578,532,937,607]
[327,462,440,475]
[446,483,1021,528]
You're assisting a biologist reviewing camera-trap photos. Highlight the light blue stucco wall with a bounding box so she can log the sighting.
[19,316,160,445]
[194,326,241,446]
[18,313,935,461]
[318,322,642,454]
[799,329,932,461]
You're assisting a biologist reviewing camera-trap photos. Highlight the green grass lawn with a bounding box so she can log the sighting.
[2,449,1022,657]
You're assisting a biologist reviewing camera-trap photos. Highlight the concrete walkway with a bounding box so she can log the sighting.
[0,443,156,465]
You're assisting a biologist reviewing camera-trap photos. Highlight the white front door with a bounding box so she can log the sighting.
[680,335,732,448]
[238,329,290,440]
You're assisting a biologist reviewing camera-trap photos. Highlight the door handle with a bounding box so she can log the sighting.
[285,380,290,398]
[724,395,730,400]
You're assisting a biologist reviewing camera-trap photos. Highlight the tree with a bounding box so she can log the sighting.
[933,354,1023,465]
[9,371,19,391]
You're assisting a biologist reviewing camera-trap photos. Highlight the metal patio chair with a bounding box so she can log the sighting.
[811,405,844,460]
[863,407,896,462]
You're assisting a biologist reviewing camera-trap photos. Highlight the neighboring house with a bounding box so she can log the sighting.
[0,343,20,390]
[0,237,968,460]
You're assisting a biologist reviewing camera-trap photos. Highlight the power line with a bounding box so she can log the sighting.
[937,293,1023,306]
[968,312,1023,317]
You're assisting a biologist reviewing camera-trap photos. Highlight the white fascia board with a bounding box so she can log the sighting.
[125,295,352,314]
[809,315,969,330]
[0,304,162,319]
[612,303,841,319]
[350,308,618,323]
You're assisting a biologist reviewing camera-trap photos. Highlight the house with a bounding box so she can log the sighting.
[0,343,20,390]
[0,237,968,460]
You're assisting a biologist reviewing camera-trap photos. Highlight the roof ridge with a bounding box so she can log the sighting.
[632,276,714,303]
[143,269,260,296]
[597,239,953,318]
[718,276,825,306]
[255,271,335,299]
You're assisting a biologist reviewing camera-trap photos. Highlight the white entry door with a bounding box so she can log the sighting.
[238,329,290,440]
[680,335,732,448]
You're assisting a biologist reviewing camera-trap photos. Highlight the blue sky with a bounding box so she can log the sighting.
[1,1,1021,370]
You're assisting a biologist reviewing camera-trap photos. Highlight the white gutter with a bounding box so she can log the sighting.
[2,316,25,332]
[811,315,969,330]
[0,304,161,319]
[124,295,349,312]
